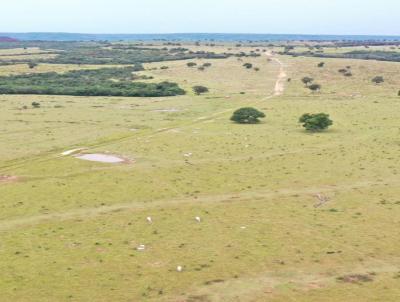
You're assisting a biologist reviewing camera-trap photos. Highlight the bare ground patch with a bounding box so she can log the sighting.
[74,153,133,164]
[0,175,19,184]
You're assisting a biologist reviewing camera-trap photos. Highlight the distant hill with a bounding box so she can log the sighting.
[0,36,19,42]
[1,32,400,42]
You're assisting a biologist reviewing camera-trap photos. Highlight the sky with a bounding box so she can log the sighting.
[1,0,399,35]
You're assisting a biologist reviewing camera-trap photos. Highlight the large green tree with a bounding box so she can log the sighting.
[299,113,333,131]
[231,107,266,124]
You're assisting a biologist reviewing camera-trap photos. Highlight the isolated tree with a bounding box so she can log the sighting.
[372,76,384,84]
[243,63,253,69]
[28,62,38,69]
[230,107,265,124]
[31,102,41,108]
[192,85,209,95]
[187,62,197,67]
[308,83,321,92]
[302,76,314,86]
[317,62,325,68]
[299,113,332,132]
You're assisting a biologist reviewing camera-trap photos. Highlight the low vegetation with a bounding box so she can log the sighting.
[0,66,186,97]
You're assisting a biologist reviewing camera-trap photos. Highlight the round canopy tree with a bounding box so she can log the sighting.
[301,76,314,86]
[231,107,266,124]
[308,83,321,92]
[192,85,209,95]
[372,76,384,84]
[299,113,333,132]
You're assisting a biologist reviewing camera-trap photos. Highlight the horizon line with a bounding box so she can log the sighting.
[1,32,400,37]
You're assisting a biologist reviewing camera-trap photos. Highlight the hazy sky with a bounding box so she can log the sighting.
[1,0,399,35]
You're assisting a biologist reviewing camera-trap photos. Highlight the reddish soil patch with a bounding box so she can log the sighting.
[0,175,19,184]
[337,274,374,284]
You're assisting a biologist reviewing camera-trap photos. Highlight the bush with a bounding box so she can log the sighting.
[28,62,38,69]
[308,83,321,92]
[317,62,325,67]
[372,76,384,84]
[160,66,169,69]
[193,85,209,95]
[203,63,212,67]
[187,62,197,67]
[230,107,266,124]
[299,113,332,131]
[301,76,314,86]
[198,66,205,71]
[254,67,260,71]
[32,102,41,108]
[243,63,253,69]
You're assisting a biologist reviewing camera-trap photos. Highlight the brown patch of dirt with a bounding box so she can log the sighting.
[186,295,211,302]
[0,175,19,184]
[337,273,374,284]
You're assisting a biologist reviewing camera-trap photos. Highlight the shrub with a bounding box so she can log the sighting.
[317,62,325,67]
[243,63,253,69]
[254,67,260,71]
[372,76,384,84]
[32,102,41,108]
[301,76,314,86]
[160,66,169,69]
[299,113,333,131]
[28,62,38,69]
[344,72,353,77]
[187,62,197,67]
[308,83,321,92]
[203,63,212,67]
[198,66,205,71]
[193,85,209,95]
[230,107,266,124]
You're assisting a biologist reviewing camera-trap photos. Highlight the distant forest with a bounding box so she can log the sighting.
[0,66,186,97]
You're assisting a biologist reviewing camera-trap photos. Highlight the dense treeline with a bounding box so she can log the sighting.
[0,41,230,65]
[0,66,185,97]
[282,50,400,62]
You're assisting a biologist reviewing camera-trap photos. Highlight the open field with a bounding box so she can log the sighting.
[0,43,400,301]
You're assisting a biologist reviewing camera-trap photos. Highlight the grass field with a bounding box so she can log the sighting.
[0,44,400,301]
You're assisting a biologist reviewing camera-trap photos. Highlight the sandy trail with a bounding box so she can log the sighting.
[273,58,287,96]
[0,177,397,232]
[266,51,287,96]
